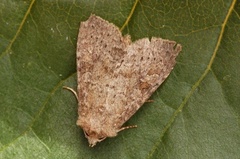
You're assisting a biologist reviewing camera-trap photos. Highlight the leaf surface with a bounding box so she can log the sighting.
[0,0,239,158]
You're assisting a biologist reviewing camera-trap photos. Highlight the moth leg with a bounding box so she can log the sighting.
[117,125,137,133]
[146,99,154,103]
[63,86,79,101]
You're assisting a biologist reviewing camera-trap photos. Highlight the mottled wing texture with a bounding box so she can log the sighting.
[76,15,181,136]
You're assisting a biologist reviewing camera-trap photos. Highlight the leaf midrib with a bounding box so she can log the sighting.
[146,0,237,158]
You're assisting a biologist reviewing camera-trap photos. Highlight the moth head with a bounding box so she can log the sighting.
[83,130,107,147]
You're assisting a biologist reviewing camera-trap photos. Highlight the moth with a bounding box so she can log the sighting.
[64,15,182,147]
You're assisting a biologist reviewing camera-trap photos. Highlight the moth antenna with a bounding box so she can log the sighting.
[63,86,79,101]
[117,125,137,133]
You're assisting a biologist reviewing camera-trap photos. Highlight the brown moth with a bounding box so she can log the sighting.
[64,14,182,147]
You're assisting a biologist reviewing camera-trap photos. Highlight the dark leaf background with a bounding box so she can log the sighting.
[0,0,239,158]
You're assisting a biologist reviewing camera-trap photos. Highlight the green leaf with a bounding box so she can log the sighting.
[0,0,239,158]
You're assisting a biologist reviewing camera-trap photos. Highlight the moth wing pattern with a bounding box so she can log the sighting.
[76,15,131,137]
[76,15,182,143]
[117,38,181,125]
